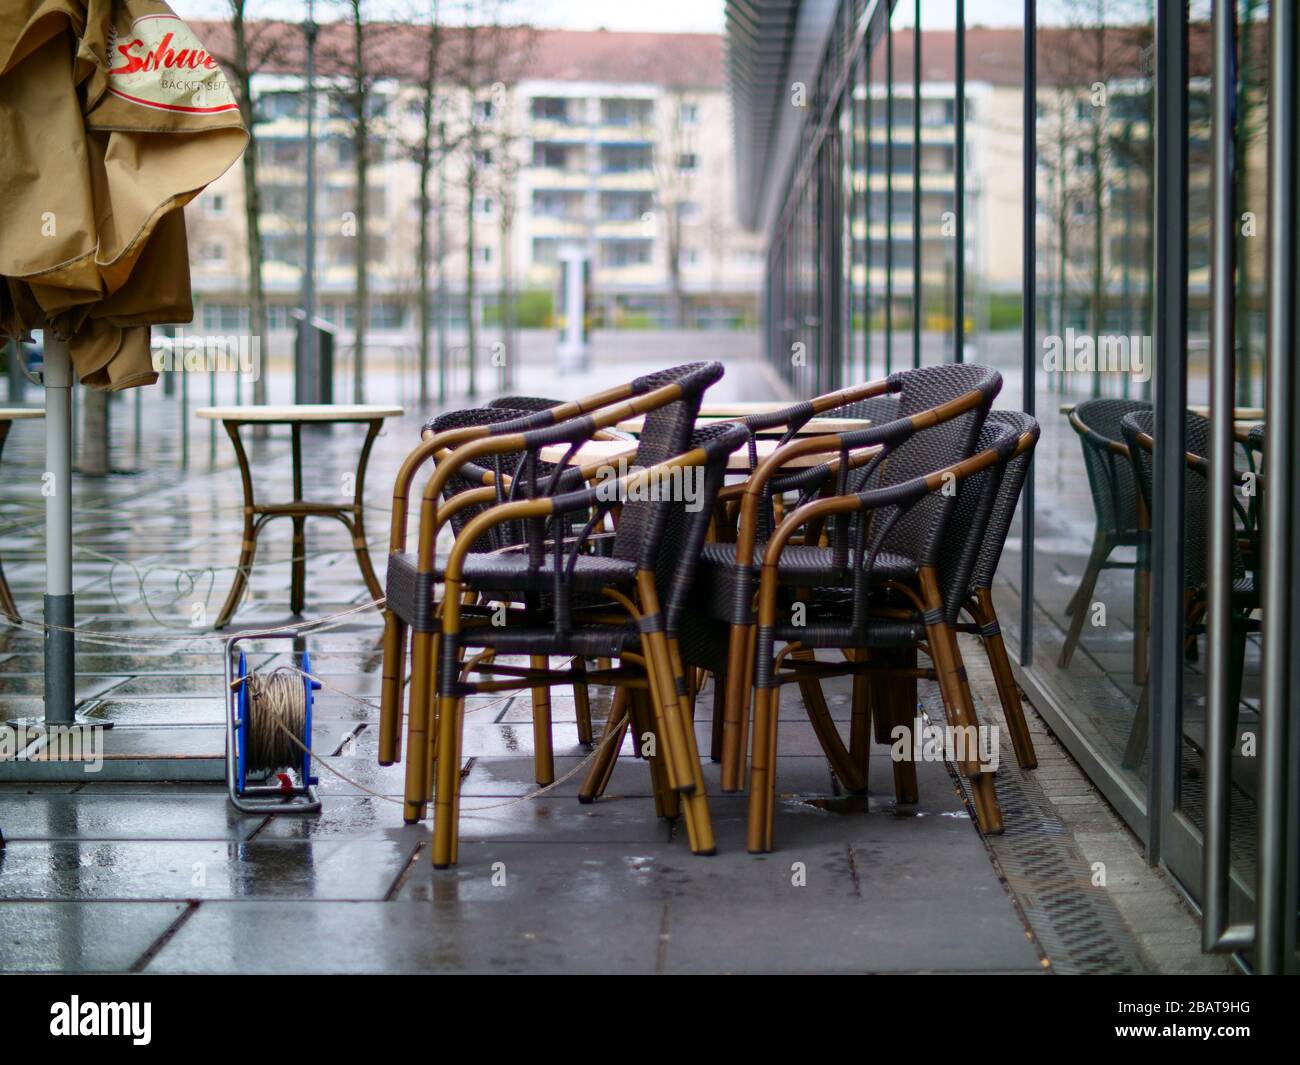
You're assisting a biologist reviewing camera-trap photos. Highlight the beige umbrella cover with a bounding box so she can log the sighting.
[0,0,247,389]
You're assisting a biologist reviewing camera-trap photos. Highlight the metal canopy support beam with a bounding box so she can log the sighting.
[1019,0,1036,669]
[885,11,893,375]
[954,0,966,364]
[1148,0,1187,866]
[1204,0,1253,957]
[911,0,921,369]
[1256,0,1298,974]
[42,332,74,725]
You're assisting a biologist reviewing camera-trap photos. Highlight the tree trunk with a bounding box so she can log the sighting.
[499,204,512,391]
[351,10,368,405]
[465,155,477,399]
[230,6,267,418]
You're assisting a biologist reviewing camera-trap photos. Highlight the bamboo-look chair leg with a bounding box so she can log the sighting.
[402,629,438,823]
[924,618,1002,833]
[378,610,408,765]
[570,657,594,746]
[885,650,920,804]
[919,570,1002,834]
[847,648,872,775]
[431,686,466,868]
[971,589,1037,770]
[720,621,756,791]
[530,655,555,786]
[790,649,867,793]
[664,635,716,854]
[578,686,630,803]
[639,626,707,849]
[710,681,726,762]
[1058,534,1110,667]
[746,681,780,853]
[631,687,679,820]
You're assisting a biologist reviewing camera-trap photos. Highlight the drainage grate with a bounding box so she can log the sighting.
[930,675,1149,975]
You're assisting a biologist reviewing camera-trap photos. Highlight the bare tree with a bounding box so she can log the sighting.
[654,88,698,329]
[413,1,443,406]
[321,2,390,403]
[442,1,531,398]
[222,2,284,409]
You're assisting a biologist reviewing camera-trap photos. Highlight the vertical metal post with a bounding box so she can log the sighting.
[180,358,189,472]
[864,44,872,380]
[1256,0,1297,973]
[437,117,448,405]
[42,332,75,725]
[1203,0,1253,956]
[911,0,921,369]
[1020,0,1036,668]
[299,0,319,406]
[885,13,893,374]
[1149,0,1188,865]
[954,0,966,364]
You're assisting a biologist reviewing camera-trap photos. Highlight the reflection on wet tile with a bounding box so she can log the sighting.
[144,899,661,974]
[0,839,418,900]
[0,901,188,972]
[0,793,262,841]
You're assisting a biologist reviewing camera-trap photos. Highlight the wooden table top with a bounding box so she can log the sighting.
[0,408,44,420]
[615,413,872,435]
[196,404,403,423]
[539,436,878,472]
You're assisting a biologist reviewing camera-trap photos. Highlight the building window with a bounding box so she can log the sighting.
[370,301,404,331]
[679,102,699,126]
[602,144,651,173]
[267,305,291,330]
[257,91,304,121]
[201,304,248,332]
[473,98,494,123]
[477,245,493,265]
[202,192,226,218]
[600,190,653,221]
[677,151,699,172]
[533,142,571,169]
[532,237,561,265]
[531,96,570,123]
[534,189,580,218]
[602,98,653,126]
[601,239,652,267]
[677,201,701,224]
[474,195,495,219]
[197,241,226,265]
[474,148,494,169]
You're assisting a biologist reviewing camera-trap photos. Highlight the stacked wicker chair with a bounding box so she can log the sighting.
[1060,398,1152,676]
[378,359,1044,863]
[1118,409,1261,767]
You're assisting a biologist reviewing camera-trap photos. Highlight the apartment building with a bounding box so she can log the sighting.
[184,26,766,343]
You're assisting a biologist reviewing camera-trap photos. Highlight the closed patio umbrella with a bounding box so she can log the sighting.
[0,0,246,724]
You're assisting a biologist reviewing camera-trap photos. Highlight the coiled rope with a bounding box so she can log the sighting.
[240,667,310,773]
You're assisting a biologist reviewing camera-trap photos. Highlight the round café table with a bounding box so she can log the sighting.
[0,408,44,620]
[196,404,402,629]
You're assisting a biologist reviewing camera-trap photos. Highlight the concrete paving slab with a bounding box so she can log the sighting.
[144,899,662,974]
[0,901,188,973]
[0,839,419,901]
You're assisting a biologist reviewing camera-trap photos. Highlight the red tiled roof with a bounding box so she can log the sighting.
[190,21,725,89]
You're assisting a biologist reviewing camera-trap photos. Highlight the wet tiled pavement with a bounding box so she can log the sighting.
[1,352,1062,972]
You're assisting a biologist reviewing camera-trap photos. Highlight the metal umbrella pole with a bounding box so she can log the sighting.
[41,330,76,726]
